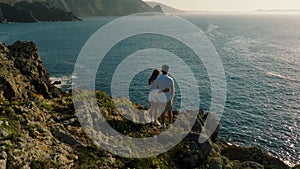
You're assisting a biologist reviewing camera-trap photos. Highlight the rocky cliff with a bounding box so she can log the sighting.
[15,1,80,21]
[0,41,61,100]
[0,1,79,23]
[0,0,163,17]
[0,41,295,168]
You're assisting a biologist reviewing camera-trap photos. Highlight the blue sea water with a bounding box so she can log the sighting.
[1,14,299,165]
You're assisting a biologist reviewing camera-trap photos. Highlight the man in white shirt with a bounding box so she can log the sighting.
[151,64,175,128]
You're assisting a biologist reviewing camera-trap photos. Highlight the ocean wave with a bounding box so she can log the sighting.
[254,66,300,82]
[50,74,75,90]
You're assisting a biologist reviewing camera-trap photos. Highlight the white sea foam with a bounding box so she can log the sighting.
[50,74,74,90]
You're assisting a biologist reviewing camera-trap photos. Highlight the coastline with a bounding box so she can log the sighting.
[0,41,297,168]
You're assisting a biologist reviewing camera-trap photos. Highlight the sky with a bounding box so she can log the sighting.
[145,0,300,11]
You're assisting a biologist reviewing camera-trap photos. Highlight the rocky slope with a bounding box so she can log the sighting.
[0,1,79,23]
[0,41,61,100]
[0,41,296,168]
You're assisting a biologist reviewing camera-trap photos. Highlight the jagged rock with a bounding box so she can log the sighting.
[0,41,62,101]
[209,158,223,169]
[51,125,84,147]
[171,132,213,168]
[191,110,205,132]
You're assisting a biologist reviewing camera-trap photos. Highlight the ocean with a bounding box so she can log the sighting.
[1,14,299,165]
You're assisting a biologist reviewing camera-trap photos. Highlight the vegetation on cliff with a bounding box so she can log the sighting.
[0,41,295,168]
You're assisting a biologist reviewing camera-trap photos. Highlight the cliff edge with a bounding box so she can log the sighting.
[0,41,295,168]
[0,41,61,100]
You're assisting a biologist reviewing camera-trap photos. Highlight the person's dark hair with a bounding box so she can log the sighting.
[148,69,160,85]
[162,71,168,75]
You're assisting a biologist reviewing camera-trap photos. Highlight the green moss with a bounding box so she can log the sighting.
[10,101,25,106]
[38,102,53,110]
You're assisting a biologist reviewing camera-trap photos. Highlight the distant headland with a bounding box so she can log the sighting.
[0,0,163,23]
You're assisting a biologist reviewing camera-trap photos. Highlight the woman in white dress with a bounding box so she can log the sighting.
[148,69,160,125]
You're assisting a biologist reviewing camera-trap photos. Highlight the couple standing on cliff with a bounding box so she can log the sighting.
[148,64,175,128]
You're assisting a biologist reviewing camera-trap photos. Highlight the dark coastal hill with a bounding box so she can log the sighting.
[0,2,37,23]
[0,41,294,168]
[0,0,163,17]
[146,1,183,13]
[0,1,80,23]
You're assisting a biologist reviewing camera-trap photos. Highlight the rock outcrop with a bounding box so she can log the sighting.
[0,41,293,168]
[0,41,61,100]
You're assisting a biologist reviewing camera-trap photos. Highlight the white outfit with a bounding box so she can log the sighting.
[148,83,159,103]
